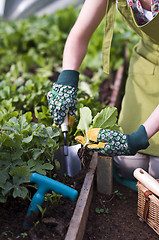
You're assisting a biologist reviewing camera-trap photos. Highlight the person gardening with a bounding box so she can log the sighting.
[47,0,159,180]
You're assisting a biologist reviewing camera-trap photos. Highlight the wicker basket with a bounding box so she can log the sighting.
[137,181,159,235]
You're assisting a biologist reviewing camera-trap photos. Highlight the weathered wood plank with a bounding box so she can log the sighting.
[65,152,98,240]
[97,155,113,195]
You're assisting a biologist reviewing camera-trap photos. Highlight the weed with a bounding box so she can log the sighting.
[95,207,109,214]
[33,220,40,228]
[1,232,7,236]
[45,191,62,205]
[21,232,28,238]
[1,231,14,239]
[114,190,127,202]
[37,205,47,219]
[95,199,109,215]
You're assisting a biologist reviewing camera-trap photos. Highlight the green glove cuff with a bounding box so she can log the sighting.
[57,70,79,88]
[126,125,149,155]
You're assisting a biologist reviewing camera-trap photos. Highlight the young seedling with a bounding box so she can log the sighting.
[37,205,47,219]
[114,190,127,202]
[20,232,28,238]
[45,191,62,205]
[95,199,109,215]
[33,220,40,228]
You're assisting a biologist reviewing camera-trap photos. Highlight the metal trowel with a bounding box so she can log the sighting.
[54,114,81,177]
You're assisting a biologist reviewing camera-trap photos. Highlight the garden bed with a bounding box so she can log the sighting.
[84,179,159,240]
[1,166,158,240]
[1,64,159,240]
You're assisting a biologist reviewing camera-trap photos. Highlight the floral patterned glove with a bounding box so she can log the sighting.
[86,125,149,156]
[47,70,79,127]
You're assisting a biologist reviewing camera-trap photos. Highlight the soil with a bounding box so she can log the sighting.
[84,180,159,240]
[1,175,158,240]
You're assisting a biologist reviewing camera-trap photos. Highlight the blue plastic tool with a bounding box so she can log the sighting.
[24,173,78,228]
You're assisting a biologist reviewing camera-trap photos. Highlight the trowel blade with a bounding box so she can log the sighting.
[54,144,81,177]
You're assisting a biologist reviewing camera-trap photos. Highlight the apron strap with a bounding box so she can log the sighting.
[102,0,116,75]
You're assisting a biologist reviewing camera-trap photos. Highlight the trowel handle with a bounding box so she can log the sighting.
[133,168,159,197]
[61,113,69,132]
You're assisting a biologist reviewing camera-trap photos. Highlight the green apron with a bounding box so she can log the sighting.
[103,0,159,157]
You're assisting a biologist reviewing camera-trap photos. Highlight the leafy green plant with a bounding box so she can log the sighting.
[0,111,60,203]
[0,67,53,113]
[75,106,123,145]
[34,106,53,126]
[0,5,78,73]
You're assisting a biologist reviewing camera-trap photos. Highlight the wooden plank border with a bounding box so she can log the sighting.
[65,152,98,240]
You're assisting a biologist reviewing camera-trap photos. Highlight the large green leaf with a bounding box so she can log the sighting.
[9,166,29,177]
[92,107,118,128]
[2,182,13,195]
[77,107,92,139]
[13,186,28,199]
[30,160,54,174]
[22,135,33,143]
[45,126,60,139]
[0,169,9,187]
[33,149,44,160]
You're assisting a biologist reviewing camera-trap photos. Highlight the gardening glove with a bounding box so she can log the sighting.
[86,125,149,156]
[47,70,79,127]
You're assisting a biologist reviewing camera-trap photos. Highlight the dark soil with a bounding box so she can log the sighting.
[84,179,159,240]
[1,175,158,240]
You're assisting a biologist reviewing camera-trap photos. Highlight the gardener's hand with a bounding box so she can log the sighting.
[47,70,79,127]
[86,125,149,156]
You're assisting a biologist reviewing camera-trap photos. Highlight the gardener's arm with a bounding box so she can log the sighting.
[143,105,159,139]
[47,0,107,126]
[62,0,107,70]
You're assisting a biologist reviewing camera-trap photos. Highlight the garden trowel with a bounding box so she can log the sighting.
[54,114,81,177]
